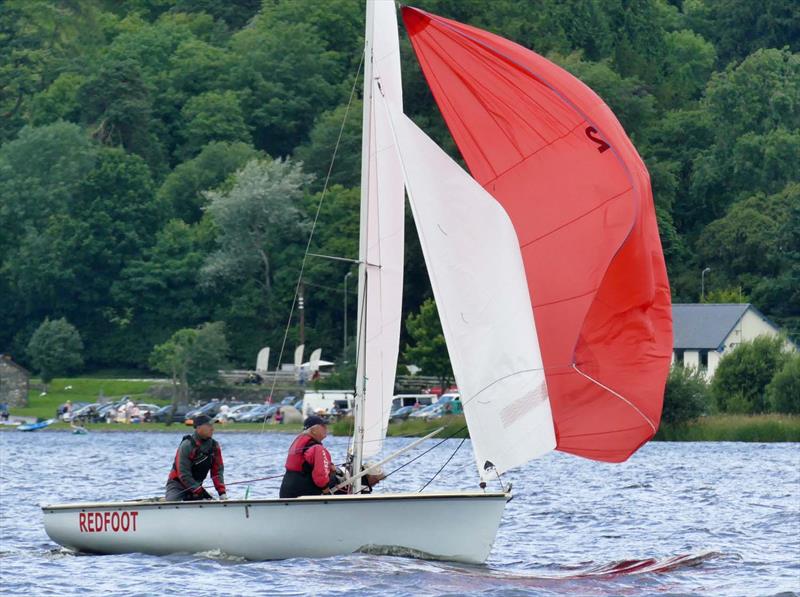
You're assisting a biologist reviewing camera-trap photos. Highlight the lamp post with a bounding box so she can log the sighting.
[343,271,353,358]
[701,267,711,302]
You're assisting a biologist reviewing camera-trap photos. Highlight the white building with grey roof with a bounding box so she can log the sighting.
[672,303,795,378]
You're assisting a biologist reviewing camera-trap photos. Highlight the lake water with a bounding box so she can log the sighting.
[1,431,798,596]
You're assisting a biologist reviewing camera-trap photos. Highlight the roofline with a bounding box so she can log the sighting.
[0,355,30,377]
[671,303,799,352]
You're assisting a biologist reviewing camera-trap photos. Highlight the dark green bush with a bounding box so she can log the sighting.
[766,354,800,414]
[712,335,790,413]
[661,365,710,425]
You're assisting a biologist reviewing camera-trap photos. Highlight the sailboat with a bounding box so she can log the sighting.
[42,1,672,564]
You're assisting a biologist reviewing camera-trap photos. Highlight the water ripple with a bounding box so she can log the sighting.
[1,432,798,596]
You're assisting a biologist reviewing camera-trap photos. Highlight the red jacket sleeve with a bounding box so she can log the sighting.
[304,444,333,489]
[210,442,226,495]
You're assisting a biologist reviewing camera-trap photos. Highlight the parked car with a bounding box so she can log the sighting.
[409,393,461,419]
[185,401,221,423]
[239,404,281,423]
[280,396,297,406]
[67,402,100,423]
[219,403,260,422]
[154,404,190,423]
[127,403,160,422]
[389,405,415,421]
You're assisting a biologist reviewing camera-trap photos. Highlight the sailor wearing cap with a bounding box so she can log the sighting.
[279,415,337,498]
[165,414,227,501]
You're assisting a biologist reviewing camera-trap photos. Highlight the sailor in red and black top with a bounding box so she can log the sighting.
[279,415,336,498]
[165,415,227,501]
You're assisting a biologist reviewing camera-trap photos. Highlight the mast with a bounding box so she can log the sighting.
[351,0,377,493]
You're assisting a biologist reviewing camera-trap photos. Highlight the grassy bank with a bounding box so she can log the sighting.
[8,378,798,441]
[9,378,163,420]
[656,414,800,442]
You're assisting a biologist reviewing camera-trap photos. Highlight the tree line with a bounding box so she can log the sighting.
[1,0,798,378]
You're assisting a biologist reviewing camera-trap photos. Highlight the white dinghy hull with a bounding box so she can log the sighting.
[43,491,507,564]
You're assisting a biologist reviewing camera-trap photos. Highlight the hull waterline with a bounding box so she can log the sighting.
[42,491,507,564]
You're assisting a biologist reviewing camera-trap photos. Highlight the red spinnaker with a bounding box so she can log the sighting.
[402,7,673,462]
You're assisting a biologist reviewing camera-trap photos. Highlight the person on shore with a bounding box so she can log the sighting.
[165,415,227,501]
[279,415,336,498]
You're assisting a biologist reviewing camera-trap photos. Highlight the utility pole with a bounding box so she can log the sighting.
[298,280,305,346]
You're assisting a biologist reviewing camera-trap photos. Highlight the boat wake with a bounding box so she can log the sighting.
[560,551,724,578]
[443,551,725,586]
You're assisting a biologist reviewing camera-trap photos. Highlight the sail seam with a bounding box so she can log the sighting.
[410,30,500,180]
[520,185,633,249]
[481,121,586,187]
[419,28,552,154]
[571,364,656,432]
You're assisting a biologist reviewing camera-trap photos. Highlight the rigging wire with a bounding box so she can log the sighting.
[383,425,468,479]
[417,436,466,493]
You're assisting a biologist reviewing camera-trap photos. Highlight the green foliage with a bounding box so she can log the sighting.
[702,288,747,304]
[156,141,262,222]
[766,354,800,414]
[78,58,164,171]
[711,335,791,413]
[229,18,348,156]
[656,414,800,442]
[657,29,716,107]
[684,0,800,65]
[696,185,798,302]
[0,122,96,251]
[177,91,251,160]
[1,0,797,372]
[662,365,710,425]
[111,219,217,365]
[27,318,84,385]
[202,158,310,295]
[149,322,228,404]
[294,102,362,192]
[403,298,453,388]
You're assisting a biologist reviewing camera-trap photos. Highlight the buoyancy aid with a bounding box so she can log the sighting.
[284,433,320,474]
[168,434,225,494]
[279,433,327,498]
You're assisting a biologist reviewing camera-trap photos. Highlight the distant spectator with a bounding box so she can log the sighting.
[218,403,230,423]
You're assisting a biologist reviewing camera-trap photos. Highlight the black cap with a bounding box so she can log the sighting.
[193,414,213,428]
[303,415,326,429]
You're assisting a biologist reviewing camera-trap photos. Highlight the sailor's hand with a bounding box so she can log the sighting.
[219,493,228,500]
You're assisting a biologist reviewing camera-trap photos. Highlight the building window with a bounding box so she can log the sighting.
[700,350,709,371]
[674,349,685,365]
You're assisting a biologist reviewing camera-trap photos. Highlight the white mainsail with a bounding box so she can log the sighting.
[383,102,557,479]
[354,0,405,464]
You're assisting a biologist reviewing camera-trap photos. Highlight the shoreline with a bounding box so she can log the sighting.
[2,414,798,442]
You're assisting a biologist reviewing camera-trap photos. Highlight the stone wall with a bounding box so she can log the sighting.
[0,356,29,408]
